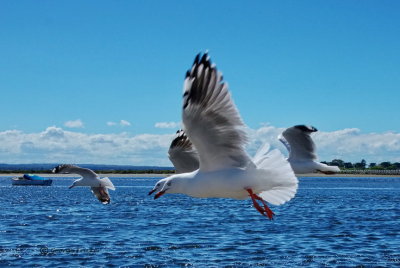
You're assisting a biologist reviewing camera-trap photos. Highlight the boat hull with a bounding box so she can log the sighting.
[12,178,53,186]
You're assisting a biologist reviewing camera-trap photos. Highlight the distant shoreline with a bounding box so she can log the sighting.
[0,173,168,178]
[1,173,399,178]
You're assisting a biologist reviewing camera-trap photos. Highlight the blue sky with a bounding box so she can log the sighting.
[0,1,399,164]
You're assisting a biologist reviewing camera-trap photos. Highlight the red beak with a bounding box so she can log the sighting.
[154,190,166,200]
[148,189,156,195]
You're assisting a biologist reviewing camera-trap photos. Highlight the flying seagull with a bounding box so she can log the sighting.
[149,131,280,197]
[150,53,298,219]
[53,164,116,204]
[279,125,340,174]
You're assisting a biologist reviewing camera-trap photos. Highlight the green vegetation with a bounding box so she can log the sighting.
[321,159,400,171]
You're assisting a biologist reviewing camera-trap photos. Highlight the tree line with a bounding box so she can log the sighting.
[321,159,400,170]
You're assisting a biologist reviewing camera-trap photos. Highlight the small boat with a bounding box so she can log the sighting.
[12,174,53,186]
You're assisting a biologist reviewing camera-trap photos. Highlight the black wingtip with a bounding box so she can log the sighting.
[170,129,190,149]
[294,125,318,132]
[52,165,60,173]
[193,53,201,66]
[192,52,212,68]
[200,53,208,64]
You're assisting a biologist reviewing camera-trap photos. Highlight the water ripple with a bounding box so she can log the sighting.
[0,176,399,266]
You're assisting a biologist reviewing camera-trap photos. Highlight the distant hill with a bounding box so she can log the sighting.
[0,163,174,173]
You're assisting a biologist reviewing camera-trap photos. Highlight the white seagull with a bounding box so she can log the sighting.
[279,125,340,174]
[150,53,298,219]
[149,130,277,196]
[53,164,116,204]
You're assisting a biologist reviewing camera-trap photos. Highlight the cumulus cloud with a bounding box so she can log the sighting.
[0,126,173,165]
[0,126,399,165]
[64,119,84,128]
[120,120,131,126]
[107,120,131,127]
[155,121,181,129]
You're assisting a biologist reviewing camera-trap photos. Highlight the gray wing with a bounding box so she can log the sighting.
[281,125,318,161]
[182,53,253,172]
[73,168,98,179]
[53,164,98,180]
[168,130,200,173]
[90,187,111,204]
[278,134,291,154]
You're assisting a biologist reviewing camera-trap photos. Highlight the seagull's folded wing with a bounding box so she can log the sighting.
[282,125,318,161]
[182,53,252,172]
[168,130,200,173]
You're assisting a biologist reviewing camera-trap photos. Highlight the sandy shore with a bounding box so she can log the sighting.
[1,173,398,178]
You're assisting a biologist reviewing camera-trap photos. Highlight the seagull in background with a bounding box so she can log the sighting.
[150,53,298,219]
[279,125,340,174]
[52,164,116,204]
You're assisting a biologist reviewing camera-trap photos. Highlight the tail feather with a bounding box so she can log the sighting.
[325,165,340,173]
[259,187,297,206]
[100,177,116,190]
[252,142,270,165]
[255,147,298,206]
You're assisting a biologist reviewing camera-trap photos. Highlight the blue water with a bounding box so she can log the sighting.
[0,176,399,267]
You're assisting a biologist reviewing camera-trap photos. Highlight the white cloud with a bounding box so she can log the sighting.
[120,120,131,126]
[64,119,84,128]
[0,125,399,165]
[155,121,181,129]
[107,120,131,127]
[0,126,173,165]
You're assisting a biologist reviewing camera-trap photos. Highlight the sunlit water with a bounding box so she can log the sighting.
[0,176,399,267]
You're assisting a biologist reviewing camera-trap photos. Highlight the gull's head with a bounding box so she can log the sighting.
[52,164,74,174]
[148,178,167,196]
[153,178,174,199]
[294,125,318,133]
[153,174,188,200]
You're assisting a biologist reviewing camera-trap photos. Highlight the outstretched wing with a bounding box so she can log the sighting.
[281,125,318,161]
[53,164,98,179]
[182,53,252,172]
[168,129,200,173]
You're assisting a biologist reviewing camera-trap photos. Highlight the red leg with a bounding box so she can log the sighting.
[249,194,268,216]
[246,189,275,220]
[253,194,275,219]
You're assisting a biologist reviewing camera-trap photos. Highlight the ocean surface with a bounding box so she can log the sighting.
[0,176,399,267]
